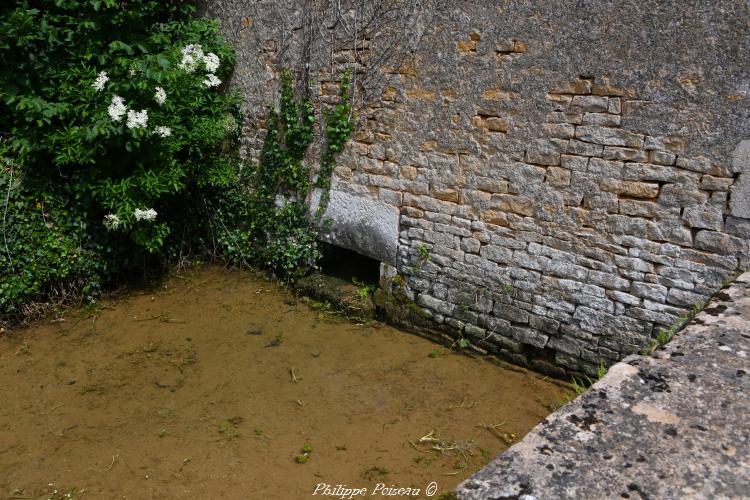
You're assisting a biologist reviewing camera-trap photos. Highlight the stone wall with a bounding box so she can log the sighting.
[203,0,750,374]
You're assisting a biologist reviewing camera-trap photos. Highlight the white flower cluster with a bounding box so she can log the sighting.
[204,52,220,72]
[178,44,204,73]
[134,208,157,221]
[126,109,149,129]
[103,213,120,230]
[154,87,167,106]
[203,73,222,88]
[92,71,109,92]
[153,126,172,138]
[108,95,127,122]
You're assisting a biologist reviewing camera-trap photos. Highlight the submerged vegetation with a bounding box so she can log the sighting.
[0,0,353,325]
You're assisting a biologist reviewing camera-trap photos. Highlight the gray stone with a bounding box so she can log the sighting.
[657,183,708,207]
[694,230,745,255]
[314,189,400,265]
[682,205,724,230]
[700,175,733,191]
[575,125,644,148]
[510,326,549,349]
[731,139,750,173]
[729,173,750,218]
[458,273,750,500]
[631,282,668,302]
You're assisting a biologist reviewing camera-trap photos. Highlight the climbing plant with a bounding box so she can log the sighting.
[218,69,354,281]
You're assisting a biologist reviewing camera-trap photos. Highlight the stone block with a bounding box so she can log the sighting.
[568,139,604,156]
[608,290,641,305]
[581,112,621,126]
[494,303,530,324]
[560,154,589,171]
[650,151,676,165]
[658,184,708,207]
[631,282,668,302]
[729,173,750,218]
[607,98,622,114]
[681,205,724,230]
[694,231,745,255]
[542,123,576,139]
[460,237,481,254]
[548,336,582,356]
[511,326,549,349]
[416,293,454,316]
[619,199,658,217]
[675,155,713,173]
[571,95,609,112]
[643,135,686,153]
[602,146,649,162]
[725,216,750,238]
[602,179,659,198]
[622,162,700,184]
[546,166,571,186]
[526,139,566,165]
[666,288,707,307]
[575,126,644,148]
[700,175,733,191]
[546,111,583,124]
[480,245,513,264]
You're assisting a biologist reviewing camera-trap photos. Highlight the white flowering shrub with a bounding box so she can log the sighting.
[0,0,243,321]
[1,0,241,255]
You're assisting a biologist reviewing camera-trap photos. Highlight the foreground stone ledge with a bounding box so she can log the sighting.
[457,272,750,500]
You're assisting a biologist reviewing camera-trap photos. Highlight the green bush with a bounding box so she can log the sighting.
[0,1,356,322]
[0,166,105,319]
[0,0,242,322]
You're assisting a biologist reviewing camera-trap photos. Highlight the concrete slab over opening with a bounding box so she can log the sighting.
[312,189,400,266]
[457,272,750,500]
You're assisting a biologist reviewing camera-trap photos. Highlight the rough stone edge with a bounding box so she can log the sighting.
[456,271,750,499]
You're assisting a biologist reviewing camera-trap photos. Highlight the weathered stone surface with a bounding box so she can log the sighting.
[207,0,750,372]
[682,205,724,230]
[729,173,750,218]
[575,125,644,148]
[457,273,750,500]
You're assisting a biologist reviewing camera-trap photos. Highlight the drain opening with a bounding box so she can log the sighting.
[318,242,380,286]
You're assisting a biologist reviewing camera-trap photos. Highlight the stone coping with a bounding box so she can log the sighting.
[457,272,750,499]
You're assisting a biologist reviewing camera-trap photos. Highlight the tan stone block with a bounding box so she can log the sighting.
[431,187,460,203]
[399,165,418,180]
[483,89,517,100]
[457,40,477,53]
[406,88,436,101]
[547,167,571,187]
[601,179,659,198]
[513,40,528,53]
[480,209,510,226]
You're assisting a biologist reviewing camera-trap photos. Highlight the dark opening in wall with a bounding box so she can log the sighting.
[318,242,380,286]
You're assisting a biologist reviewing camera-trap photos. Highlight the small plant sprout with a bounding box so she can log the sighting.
[296,443,313,464]
[416,242,430,261]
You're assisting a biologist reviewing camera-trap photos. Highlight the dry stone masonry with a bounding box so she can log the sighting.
[204,0,750,374]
